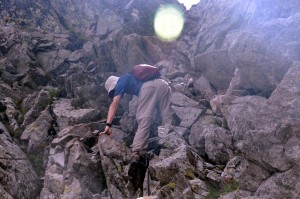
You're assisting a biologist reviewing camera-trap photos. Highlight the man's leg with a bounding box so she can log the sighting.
[157,81,172,125]
[132,79,172,155]
[133,81,157,155]
[132,117,152,155]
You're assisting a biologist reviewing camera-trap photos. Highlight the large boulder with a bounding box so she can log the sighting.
[22,89,52,127]
[52,99,100,131]
[194,50,235,93]
[149,145,209,199]
[111,34,174,73]
[97,134,134,198]
[254,167,300,199]
[221,156,271,192]
[0,122,41,198]
[192,0,246,55]
[190,0,300,98]
[21,106,53,152]
[41,124,107,199]
[234,64,300,171]
[222,95,267,142]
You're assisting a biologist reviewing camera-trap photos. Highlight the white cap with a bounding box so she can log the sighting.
[105,76,119,94]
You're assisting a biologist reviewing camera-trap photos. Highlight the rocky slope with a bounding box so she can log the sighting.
[1,0,300,198]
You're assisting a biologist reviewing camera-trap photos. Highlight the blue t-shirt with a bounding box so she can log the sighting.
[114,74,143,96]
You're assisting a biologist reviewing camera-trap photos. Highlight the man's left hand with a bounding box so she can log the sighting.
[100,126,112,136]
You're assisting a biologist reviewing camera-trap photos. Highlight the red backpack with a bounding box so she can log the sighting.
[131,64,161,82]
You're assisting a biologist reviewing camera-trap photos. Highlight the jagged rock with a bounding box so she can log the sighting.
[51,124,93,147]
[157,125,188,149]
[1,97,21,131]
[0,0,129,35]
[120,111,137,134]
[193,76,216,100]
[228,14,300,97]
[210,95,238,117]
[206,168,222,183]
[167,126,190,143]
[219,190,252,199]
[189,115,219,156]
[227,32,279,97]
[97,134,134,198]
[226,67,273,97]
[191,122,233,164]
[96,9,123,37]
[149,145,208,199]
[254,167,300,199]
[36,49,71,76]
[172,106,205,128]
[193,0,246,55]
[0,80,23,102]
[58,67,103,99]
[111,34,174,73]
[0,122,41,198]
[222,95,267,141]
[52,99,99,131]
[231,64,300,171]
[22,67,51,88]
[188,178,209,197]
[42,125,106,198]
[221,156,271,192]
[194,50,235,93]
[22,89,52,127]
[68,41,97,64]
[106,127,128,144]
[171,92,199,107]
[2,32,33,75]
[1,0,300,198]
[0,185,13,199]
[156,60,186,80]
[150,145,199,185]
[0,71,14,86]
[21,106,52,152]
[189,0,300,98]
[39,187,58,199]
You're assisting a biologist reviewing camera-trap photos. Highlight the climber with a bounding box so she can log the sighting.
[100,65,172,178]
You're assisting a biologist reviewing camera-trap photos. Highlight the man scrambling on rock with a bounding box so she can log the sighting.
[101,64,172,180]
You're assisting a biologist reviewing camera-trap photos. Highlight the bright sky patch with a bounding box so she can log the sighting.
[178,0,201,10]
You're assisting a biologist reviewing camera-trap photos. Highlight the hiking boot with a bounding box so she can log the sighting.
[128,152,141,179]
[128,153,148,191]
[132,153,141,162]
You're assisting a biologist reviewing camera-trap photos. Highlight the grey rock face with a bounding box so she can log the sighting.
[52,99,99,131]
[172,106,205,128]
[22,89,52,127]
[171,92,199,107]
[221,156,271,192]
[193,76,216,100]
[194,50,235,93]
[222,95,267,141]
[254,167,300,199]
[97,134,134,199]
[42,124,106,199]
[231,64,300,171]
[21,106,52,152]
[149,145,209,199]
[0,122,41,198]
[1,0,300,198]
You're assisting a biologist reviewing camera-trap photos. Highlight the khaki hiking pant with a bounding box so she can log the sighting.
[132,79,172,155]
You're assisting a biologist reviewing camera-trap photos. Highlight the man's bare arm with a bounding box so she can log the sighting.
[101,95,121,135]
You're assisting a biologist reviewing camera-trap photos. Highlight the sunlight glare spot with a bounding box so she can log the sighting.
[154,5,185,42]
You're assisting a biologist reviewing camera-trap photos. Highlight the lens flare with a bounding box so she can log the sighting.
[154,5,185,42]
